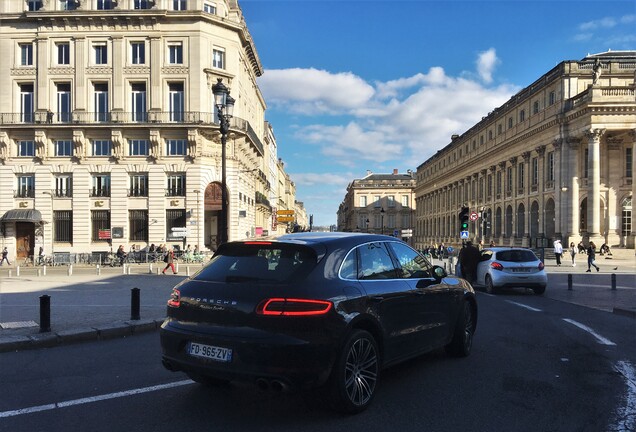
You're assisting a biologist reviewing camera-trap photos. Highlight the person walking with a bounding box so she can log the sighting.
[586,242,600,272]
[569,242,577,267]
[0,247,10,266]
[458,241,480,284]
[553,239,563,266]
[162,247,177,275]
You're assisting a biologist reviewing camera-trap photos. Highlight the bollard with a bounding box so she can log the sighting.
[122,263,127,274]
[157,267,161,275]
[567,273,573,291]
[127,265,131,275]
[611,273,616,291]
[67,264,73,276]
[186,266,190,277]
[97,264,101,275]
[175,263,179,274]
[16,266,20,277]
[39,295,51,332]
[149,263,153,274]
[43,265,47,276]
[8,270,12,277]
[37,268,41,277]
[131,287,140,320]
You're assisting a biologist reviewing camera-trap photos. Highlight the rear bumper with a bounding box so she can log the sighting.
[159,320,337,389]
[490,272,547,288]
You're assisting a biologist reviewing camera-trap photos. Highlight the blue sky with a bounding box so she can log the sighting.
[240,0,636,227]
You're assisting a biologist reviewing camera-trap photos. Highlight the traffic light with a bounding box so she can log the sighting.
[459,206,469,231]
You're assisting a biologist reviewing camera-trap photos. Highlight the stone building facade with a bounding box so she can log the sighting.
[414,52,636,250]
[338,170,416,243]
[0,0,297,261]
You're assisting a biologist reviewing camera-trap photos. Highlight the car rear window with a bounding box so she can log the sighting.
[495,250,538,262]
[193,242,318,283]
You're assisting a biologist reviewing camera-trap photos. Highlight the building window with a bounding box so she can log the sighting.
[54,175,72,197]
[387,214,395,229]
[57,83,72,123]
[533,101,539,114]
[173,0,187,10]
[166,139,187,156]
[488,130,493,140]
[480,135,484,145]
[129,174,148,197]
[93,140,112,156]
[16,175,35,198]
[96,0,114,9]
[519,109,525,122]
[93,43,107,65]
[91,174,110,197]
[203,2,216,13]
[168,83,184,121]
[627,147,633,178]
[59,0,77,10]
[401,195,409,207]
[131,42,145,64]
[91,210,110,242]
[128,139,149,156]
[622,198,632,237]
[212,48,225,69]
[55,140,73,157]
[549,91,556,106]
[359,196,367,207]
[496,171,502,194]
[497,124,502,135]
[518,164,525,189]
[531,157,538,186]
[19,43,33,66]
[547,152,555,182]
[131,83,147,122]
[53,210,73,243]
[27,0,43,11]
[167,174,186,196]
[18,140,35,157]
[134,0,150,9]
[166,209,186,241]
[129,210,148,242]
[57,42,70,65]
[584,148,589,178]
[94,83,109,122]
[388,196,395,207]
[373,196,381,207]
[168,42,183,64]
[487,175,493,197]
[508,117,513,129]
[506,167,513,192]
[20,83,34,123]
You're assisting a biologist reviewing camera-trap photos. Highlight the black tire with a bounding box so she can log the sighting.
[445,300,475,357]
[533,285,546,295]
[328,329,379,414]
[485,275,497,294]
[186,372,230,387]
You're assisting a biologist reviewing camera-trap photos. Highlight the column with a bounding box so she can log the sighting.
[149,36,162,111]
[552,139,563,238]
[630,130,636,248]
[74,37,86,112]
[567,138,580,240]
[586,129,605,241]
[111,37,124,112]
[36,37,49,112]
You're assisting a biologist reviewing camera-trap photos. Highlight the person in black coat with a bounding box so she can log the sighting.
[458,241,481,283]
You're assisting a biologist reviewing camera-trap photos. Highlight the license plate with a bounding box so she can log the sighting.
[188,342,233,362]
[512,268,530,273]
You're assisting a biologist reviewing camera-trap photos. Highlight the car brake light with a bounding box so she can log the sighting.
[244,241,271,245]
[167,288,181,308]
[257,298,333,316]
[538,262,545,270]
[491,262,504,271]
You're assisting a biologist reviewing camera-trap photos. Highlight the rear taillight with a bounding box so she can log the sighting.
[491,262,504,271]
[538,262,545,270]
[257,298,333,316]
[167,288,181,308]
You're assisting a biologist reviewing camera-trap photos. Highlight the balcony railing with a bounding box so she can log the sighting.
[128,188,148,197]
[90,188,111,197]
[14,189,35,198]
[165,188,186,197]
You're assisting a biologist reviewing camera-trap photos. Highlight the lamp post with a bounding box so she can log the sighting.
[366,218,370,233]
[193,189,200,251]
[212,78,235,246]
[380,207,385,235]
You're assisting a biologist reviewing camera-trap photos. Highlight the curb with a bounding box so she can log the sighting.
[0,318,164,353]
[613,307,636,319]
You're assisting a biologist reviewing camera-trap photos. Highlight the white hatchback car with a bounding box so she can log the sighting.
[457,247,547,295]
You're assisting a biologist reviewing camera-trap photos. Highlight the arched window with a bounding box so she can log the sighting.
[516,203,525,238]
[622,197,632,238]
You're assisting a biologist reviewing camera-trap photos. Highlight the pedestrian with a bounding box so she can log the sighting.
[0,247,10,266]
[116,245,127,266]
[458,241,480,284]
[38,246,45,266]
[586,241,600,272]
[489,240,496,247]
[553,239,563,266]
[162,247,177,275]
[478,240,484,251]
[438,242,445,261]
[569,242,577,267]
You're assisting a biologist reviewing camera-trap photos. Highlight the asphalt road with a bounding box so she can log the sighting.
[1,291,634,432]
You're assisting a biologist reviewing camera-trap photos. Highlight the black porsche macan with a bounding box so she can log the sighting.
[160,232,477,413]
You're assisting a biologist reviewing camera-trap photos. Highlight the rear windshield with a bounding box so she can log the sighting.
[495,250,538,262]
[194,242,318,283]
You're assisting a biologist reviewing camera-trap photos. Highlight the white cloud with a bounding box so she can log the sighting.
[289,172,352,188]
[579,16,618,31]
[258,68,375,114]
[476,48,499,84]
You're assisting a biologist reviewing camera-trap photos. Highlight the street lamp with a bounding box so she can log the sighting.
[366,218,370,233]
[380,207,385,235]
[212,78,235,246]
[193,189,200,251]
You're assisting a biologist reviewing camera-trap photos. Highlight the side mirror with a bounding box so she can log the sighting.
[432,265,447,280]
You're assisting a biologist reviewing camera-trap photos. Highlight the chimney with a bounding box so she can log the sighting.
[366,170,372,176]
[393,169,398,175]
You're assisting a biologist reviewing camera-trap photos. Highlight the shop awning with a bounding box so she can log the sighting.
[0,209,44,223]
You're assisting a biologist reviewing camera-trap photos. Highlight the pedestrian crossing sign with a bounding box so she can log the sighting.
[460,231,469,239]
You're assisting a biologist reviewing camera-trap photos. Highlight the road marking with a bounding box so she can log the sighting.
[0,379,193,419]
[562,318,616,346]
[505,300,542,312]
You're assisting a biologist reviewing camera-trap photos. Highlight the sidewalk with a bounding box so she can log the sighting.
[0,251,634,353]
